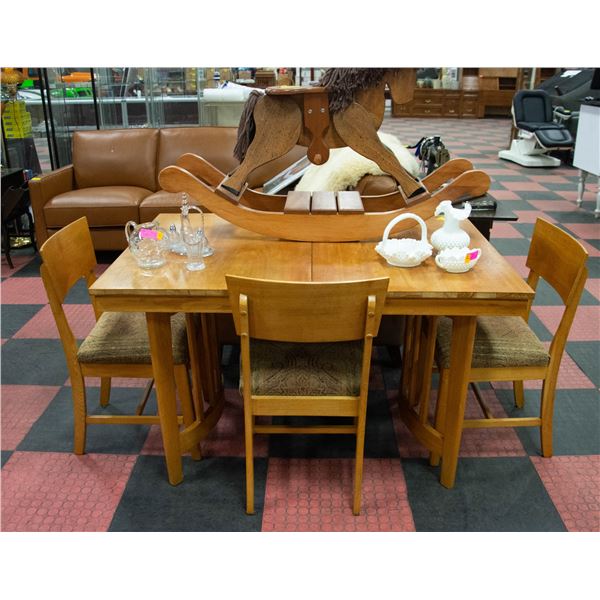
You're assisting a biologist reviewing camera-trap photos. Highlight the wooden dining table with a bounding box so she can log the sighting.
[89,212,534,489]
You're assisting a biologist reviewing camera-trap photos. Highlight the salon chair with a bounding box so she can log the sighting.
[499,89,574,167]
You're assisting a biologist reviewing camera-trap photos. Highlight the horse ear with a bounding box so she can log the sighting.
[387,69,416,105]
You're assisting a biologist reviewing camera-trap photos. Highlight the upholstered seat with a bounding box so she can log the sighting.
[247,340,363,396]
[78,312,189,365]
[436,316,549,370]
[44,186,151,228]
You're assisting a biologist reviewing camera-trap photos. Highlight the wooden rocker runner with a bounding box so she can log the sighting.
[159,155,490,242]
[159,69,492,242]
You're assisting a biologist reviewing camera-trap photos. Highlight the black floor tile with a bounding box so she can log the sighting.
[10,255,42,277]
[490,237,533,256]
[1,450,13,468]
[1,304,44,338]
[565,342,600,388]
[402,457,566,532]
[1,339,69,385]
[268,390,399,459]
[17,386,155,454]
[109,456,266,531]
[496,388,600,456]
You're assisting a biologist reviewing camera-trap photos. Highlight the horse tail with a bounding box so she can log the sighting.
[233,89,264,162]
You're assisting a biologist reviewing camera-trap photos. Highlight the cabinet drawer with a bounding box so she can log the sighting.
[444,99,461,117]
[412,103,443,116]
[461,100,479,115]
[392,102,412,116]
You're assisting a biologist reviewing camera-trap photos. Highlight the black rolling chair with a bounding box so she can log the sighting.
[499,89,573,167]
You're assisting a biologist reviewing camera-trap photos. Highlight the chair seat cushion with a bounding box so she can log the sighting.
[139,190,190,222]
[436,316,549,370]
[77,312,188,365]
[44,186,152,228]
[246,340,363,396]
[535,127,573,148]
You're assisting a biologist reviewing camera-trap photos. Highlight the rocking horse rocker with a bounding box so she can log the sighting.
[159,69,491,242]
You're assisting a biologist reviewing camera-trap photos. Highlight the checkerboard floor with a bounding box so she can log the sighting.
[2,116,599,532]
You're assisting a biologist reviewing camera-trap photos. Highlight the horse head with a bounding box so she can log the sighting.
[384,69,416,106]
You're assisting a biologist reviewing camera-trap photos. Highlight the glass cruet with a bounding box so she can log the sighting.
[180,193,214,257]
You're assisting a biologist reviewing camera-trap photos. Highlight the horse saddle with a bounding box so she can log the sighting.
[266,86,330,165]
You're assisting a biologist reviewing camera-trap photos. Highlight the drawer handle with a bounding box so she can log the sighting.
[425,99,432,104]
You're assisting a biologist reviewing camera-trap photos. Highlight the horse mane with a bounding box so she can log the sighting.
[319,68,387,113]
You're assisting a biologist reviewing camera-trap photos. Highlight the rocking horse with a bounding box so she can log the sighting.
[159,68,491,242]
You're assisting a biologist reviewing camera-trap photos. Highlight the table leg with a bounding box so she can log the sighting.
[576,170,587,207]
[146,312,183,485]
[439,315,477,488]
[595,176,600,219]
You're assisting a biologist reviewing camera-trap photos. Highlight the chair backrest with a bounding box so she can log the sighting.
[513,89,553,125]
[226,276,389,343]
[526,218,588,356]
[40,217,99,367]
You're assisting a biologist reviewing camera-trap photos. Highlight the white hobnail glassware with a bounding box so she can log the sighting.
[375,213,433,268]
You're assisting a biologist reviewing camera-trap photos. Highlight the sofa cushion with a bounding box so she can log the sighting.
[139,190,186,222]
[44,186,151,228]
[157,127,240,188]
[73,129,159,191]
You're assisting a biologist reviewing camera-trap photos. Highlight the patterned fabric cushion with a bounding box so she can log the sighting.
[244,340,363,396]
[436,316,550,370]
[77,312,188,365]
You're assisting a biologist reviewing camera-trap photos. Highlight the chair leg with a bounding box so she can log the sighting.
[513,380,525,409]
[429,368,449,467]
[540,375,558,458]
[71,371,87,455]
[244,393,255,514]
[174,365,202,461]
[352,394,368,516]
[99,377,111,407]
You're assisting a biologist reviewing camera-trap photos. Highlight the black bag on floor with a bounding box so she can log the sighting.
[409,135,450,175]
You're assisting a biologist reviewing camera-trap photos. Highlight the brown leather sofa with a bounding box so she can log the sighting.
[30,126,401,251]
[29,127,307,250]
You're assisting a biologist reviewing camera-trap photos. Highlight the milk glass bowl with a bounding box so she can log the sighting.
[375,213,433,267]
[435,247,481,273]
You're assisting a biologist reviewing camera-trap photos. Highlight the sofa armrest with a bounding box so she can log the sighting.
[28,165,75,247]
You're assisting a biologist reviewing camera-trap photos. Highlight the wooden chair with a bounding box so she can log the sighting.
[40,217,200,459]
[226,275,389,515]
[428,218,588,465]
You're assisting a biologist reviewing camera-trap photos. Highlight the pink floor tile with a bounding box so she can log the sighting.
[488,189,520,201]
[564,223,600,240]
[489,222,524,238]
[261,458,415,532]
[585,279,600,301]
[13,304,96,339]
[0,277,48,304]
[1,254,36,278]
[501,181,548,192]
[1,385,61,450]
[492,344,595,391]
[1,338,6,346]
[140,389,268,458]
[528,175,572,184]
[503,255,529,278]
[528,200,579,212]
[533,306,600,342]
[513,211,556,224]
[531,455,600,532]
[1,451,136,532]
[487,168,521,176]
